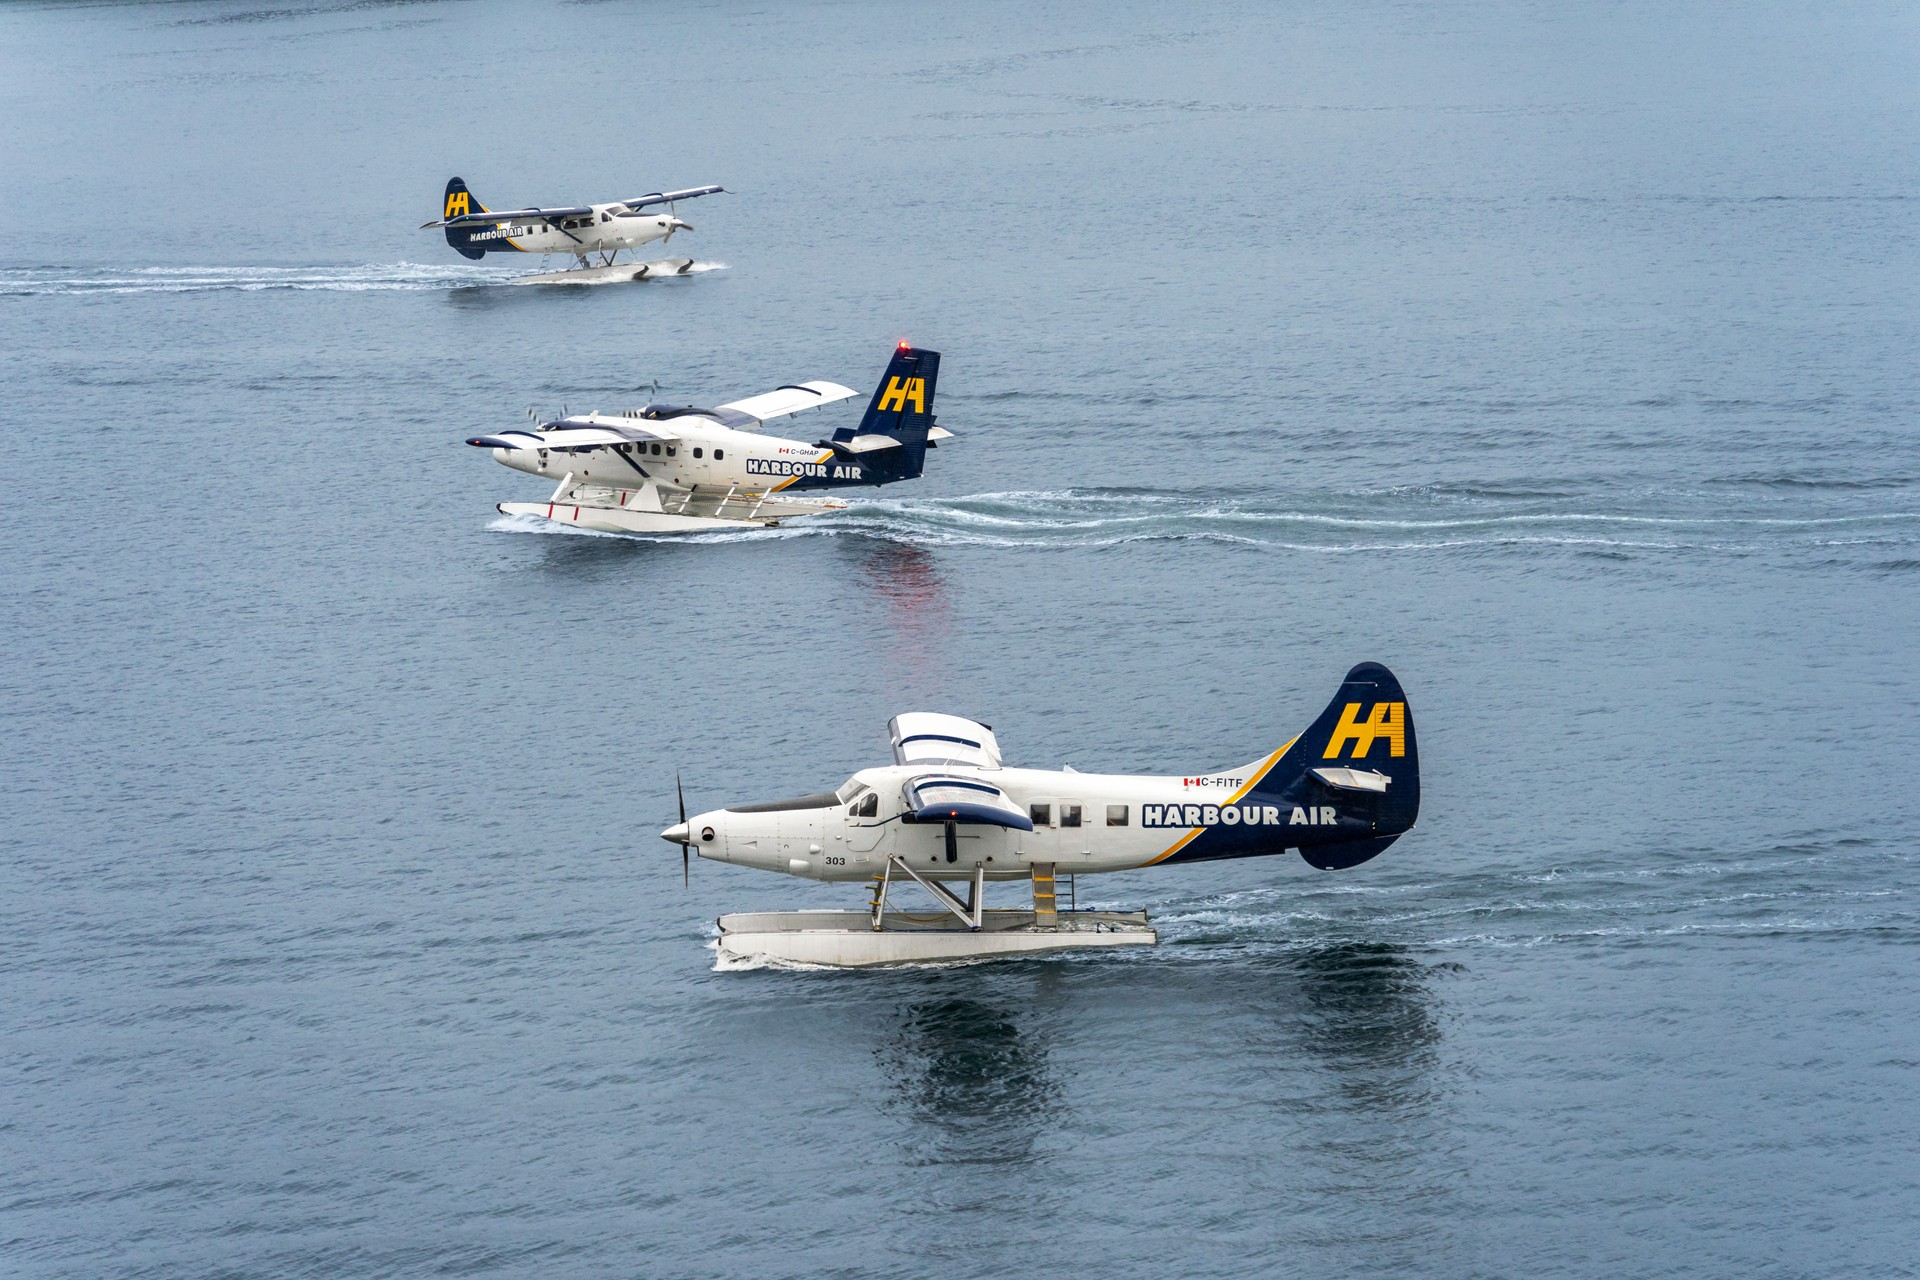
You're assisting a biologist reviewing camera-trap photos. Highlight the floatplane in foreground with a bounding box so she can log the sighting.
[664,663,1420,966]
[422,176,724,284]
[467,343,950,534]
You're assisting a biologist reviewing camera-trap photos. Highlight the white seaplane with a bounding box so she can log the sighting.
[467,343,951,534]
[665,663,1421,967]
[421,176,725,283]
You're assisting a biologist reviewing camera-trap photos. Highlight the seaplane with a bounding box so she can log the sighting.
[467,342,952,534]
[421,176,725,284]
[664,662,1421,967]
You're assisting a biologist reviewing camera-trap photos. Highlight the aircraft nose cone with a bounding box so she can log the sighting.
[661,821,690,846]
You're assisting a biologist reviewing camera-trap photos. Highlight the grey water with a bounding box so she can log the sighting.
[4,0,1918,1275]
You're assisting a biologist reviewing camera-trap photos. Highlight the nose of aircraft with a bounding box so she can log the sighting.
[661,821,689,845]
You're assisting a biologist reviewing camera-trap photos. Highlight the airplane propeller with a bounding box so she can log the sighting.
[677,771,689,887]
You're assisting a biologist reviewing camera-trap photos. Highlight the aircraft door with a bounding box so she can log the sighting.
[1022,798,1089,860]
[1056,800,1090,859]
[845,791,887,854]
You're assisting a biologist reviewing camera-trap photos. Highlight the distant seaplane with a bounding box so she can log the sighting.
[664,663,1421,966]
[421,177,725,283]
[467,343,953,533]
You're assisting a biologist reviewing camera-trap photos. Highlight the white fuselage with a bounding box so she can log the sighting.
[472,203,686,257]
[493,416,860,495]
[686,757,1345,883]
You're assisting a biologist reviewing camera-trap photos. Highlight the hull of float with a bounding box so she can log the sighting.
[498,501,773,533]
[716,909,1157,967]
[512,258,695,286]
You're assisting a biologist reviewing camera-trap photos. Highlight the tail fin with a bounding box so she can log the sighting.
[830,343,939,483]
[1273,661,1420,869]
[441,177,489,260]
[1154,662,1419,871]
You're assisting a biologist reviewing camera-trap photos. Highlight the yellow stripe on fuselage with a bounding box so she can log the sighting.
[1139,736,1298,867]
[767,449,837,493]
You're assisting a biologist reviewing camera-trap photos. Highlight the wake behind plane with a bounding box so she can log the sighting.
[664,662,1421,967]
[421,177,725,283]
[468,343,953,534]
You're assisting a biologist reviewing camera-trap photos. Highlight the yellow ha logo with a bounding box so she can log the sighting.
[445,190,471,219]
[1323,702,1405,759]
[877,376,926,414]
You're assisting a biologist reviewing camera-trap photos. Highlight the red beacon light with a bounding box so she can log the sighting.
[897,340,911,350]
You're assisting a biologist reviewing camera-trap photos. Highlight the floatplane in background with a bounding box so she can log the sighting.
[664,663,1421,967]
[422,177,725,284]
[467,343,952,534]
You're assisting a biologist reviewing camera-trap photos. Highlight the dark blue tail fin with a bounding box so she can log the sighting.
[828,344,939,483]
[442,177,489,260]
[1280,662,1420,869]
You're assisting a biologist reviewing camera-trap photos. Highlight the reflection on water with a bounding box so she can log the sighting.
[847,537,949,633]
[1260,942,1456,1200]
[876,990,1060,1167]
[1290,943,1446,1103]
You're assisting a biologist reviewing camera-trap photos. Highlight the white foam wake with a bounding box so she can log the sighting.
[478,488,1920,559]
[0,262,518,295]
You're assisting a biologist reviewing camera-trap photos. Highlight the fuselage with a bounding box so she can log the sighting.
[471,203,686,257]
[492,415,884,493]
[686,753,1381,884]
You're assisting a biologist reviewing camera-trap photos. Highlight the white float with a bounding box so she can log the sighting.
[717,908,1157,968]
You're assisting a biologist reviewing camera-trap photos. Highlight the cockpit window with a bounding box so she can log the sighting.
[859,793,878,818]
[836,780,867,803]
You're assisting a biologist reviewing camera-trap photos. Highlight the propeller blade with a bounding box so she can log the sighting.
[678,771,688,888]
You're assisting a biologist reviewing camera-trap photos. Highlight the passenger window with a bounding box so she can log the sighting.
[860,794,877,818]
[1029,803,1051,827]
[693,447,703,459]
[1107,804,1128,826]
[650,443,662,456]
[1061,804,1082,828]
[666,446,676,457]
[714,449,724,460]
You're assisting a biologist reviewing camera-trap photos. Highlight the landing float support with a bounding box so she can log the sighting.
[500,476,847,534]
[715,856,1158,967]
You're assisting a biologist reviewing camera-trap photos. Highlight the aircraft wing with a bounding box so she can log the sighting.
[426,205,593,229]
[889,713,1004,769]
[902,774,1033,830]
[465,424,676,450]
[619,185,726,211]
[718,381,858,423]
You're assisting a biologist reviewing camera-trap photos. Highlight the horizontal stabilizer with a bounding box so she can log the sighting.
[1311,767,1392,793]
[822,433,904,455]
[718,381,857,423]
